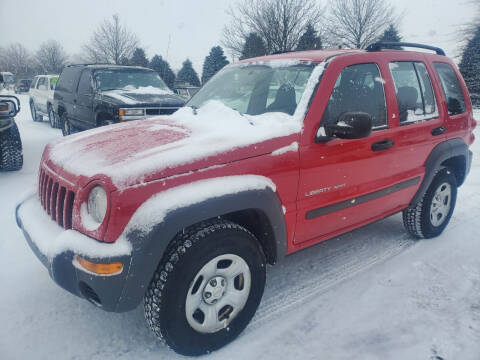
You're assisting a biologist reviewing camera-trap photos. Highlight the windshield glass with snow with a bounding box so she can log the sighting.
[94,70,170,92]
[188,63,315,116]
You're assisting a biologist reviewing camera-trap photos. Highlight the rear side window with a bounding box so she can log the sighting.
[321,63,387,129]
[56,68,81,93]
[389,62,438,124]
[433,63,466,115]
[37,77,46,89]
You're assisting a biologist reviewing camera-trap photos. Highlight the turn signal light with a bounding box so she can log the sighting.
[119,109,125,116]
[74,255,123,275]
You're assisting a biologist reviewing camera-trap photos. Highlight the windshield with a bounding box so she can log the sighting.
[188,63,315,116]
[94,70,170,92]
[4,74,15,84]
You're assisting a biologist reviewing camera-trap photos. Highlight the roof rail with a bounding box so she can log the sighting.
[366,42,446,56]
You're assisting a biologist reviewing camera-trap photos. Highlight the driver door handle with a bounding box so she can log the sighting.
[371,139,394,152]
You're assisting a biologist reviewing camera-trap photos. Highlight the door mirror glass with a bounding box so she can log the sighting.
[321,112,372,140]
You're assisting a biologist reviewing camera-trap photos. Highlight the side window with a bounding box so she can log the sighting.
[389,62,438,124]
[433,63,466,115]
[77,71,92,94]
[321,63,387,129]
[56,68,81,93]
[37,77,46,89]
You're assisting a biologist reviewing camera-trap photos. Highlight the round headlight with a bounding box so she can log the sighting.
[87,186,108,224]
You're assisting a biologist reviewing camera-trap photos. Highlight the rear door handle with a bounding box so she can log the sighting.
[371,139,394,152]
[431,126,446,136]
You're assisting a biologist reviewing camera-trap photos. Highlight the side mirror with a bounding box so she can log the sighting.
[317,112,372,142]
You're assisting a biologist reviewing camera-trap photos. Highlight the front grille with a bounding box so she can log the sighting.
[39,167,75,229]
[145,107,179,116]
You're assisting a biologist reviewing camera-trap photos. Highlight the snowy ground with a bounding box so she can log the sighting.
[1,95,479,360]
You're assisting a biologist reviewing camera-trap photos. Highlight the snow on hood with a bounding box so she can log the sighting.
[102,86,174,105]
[46,63,325,189]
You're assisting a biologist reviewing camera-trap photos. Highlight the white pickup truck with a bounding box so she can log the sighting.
[29,74,59,128]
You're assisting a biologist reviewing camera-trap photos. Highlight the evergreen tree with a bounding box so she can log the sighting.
[240,33,267,60]
[296,24,322,51]
[377,24,402,49]
[459,25,480,103]
[149,55,176,89]
[201,46,229,84]
[177,59,201,87]
[130,47,149,67]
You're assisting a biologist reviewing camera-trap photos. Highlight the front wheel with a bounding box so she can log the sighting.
[403,169,457,239]
[144,219,266,356]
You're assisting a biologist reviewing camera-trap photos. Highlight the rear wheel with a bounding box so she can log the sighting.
[144,219,266,356]
[403,168,457,239]
[0,123,23,171]
[48,105,57,128]
[61,112,75,136]
[30,100,40,122]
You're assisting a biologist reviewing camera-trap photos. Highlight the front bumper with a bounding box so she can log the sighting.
[16,195,133,312]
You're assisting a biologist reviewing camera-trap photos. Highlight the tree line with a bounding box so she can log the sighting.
[0,0,478,100]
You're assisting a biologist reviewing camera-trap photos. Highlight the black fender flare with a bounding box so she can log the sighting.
[410,138,472,205]
[115,187,286,312]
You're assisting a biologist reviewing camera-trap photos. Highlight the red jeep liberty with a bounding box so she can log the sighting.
[16,42,476,355]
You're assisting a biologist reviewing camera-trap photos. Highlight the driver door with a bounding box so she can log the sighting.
[295,58,411,245]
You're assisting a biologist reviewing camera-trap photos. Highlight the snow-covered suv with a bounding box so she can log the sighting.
[29,74,59,127]
[16,42,476,356]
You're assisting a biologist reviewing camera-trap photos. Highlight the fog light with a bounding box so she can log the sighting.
[74,255,123,275]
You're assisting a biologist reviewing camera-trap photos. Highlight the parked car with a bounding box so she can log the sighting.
[16,43,476,355]
[53,64,186,136]
[0,95,22,171]
[0,72,15,91]
[29,74,59,127]
[14,79,32,93]
[174,81,200,99]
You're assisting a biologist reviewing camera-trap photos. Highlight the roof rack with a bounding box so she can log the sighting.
[366,42,446,56]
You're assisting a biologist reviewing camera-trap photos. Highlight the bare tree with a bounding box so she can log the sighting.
[326,0,397,49]
[222,0,324,58]
[0,43,34,76]
[35,40,69,74]
[83,14,139,64]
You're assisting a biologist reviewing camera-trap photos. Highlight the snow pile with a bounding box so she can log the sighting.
[237,59,309,68]
[122,175,276,234]
[119,85,173,95]
[17,195,132,259]
[48,62,325,189]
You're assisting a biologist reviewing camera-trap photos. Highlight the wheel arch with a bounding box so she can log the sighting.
[115,187,286,312]
[410,138,472,206]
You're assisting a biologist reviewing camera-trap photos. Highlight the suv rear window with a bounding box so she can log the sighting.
[56,68,81,93]
[433,62,466,115]
[389,62,437,124]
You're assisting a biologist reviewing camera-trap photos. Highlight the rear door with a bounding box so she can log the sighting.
[55,67,82,124]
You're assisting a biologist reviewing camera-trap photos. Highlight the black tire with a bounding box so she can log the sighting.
[30,100,40,122]
[48,105,57,128]
[61,112,75,136]
[0,123,23,171]
[403,169,457,239]
[144,219,266,356]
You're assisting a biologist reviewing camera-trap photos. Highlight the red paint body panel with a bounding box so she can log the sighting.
[36,49,475,259]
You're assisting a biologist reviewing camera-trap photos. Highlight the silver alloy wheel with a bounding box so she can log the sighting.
[430,182,451,227]
[30,101,37,121]
[48,107,55,127]
[63,115,70,135]
[185,254,251,334]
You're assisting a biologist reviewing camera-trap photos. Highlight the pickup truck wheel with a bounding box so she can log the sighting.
[30,100,40,122]
[403,169,457,239]
[0,122,23,171]
[144,219,266,356]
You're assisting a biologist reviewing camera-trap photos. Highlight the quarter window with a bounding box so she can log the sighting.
[433,63,466,115]
[321,63,387,129]
[389,62,438,124]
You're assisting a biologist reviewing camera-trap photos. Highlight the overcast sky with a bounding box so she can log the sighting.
[0,0,477,74]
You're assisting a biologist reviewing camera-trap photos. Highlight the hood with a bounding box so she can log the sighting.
[101,86,185,107]
[44,101,301,190]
